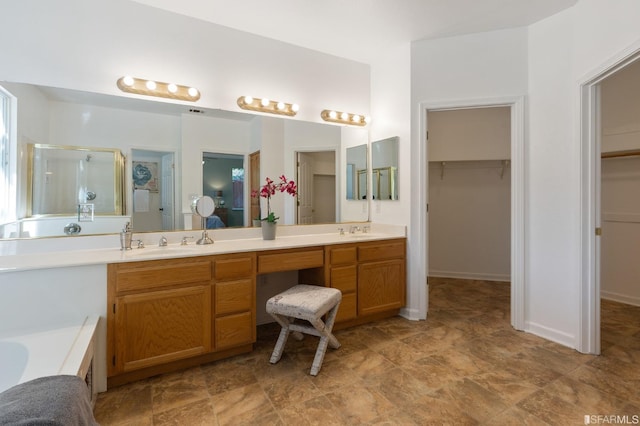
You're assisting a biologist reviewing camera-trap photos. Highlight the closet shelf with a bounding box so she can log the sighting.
[601,149,640,159]
[430,159,510,180]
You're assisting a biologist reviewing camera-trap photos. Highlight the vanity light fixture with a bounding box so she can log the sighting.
[237,96,299,116]
[117,76,200,101]
[321,109,370,126]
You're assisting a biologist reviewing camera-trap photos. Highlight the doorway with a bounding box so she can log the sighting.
[296,151,336,224]
[419,96,525,328]
[202,152,245,228]
[581,49,640,354]
[131,149,175,232]
[428,107,511,282]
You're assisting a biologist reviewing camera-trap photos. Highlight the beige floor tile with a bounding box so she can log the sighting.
[152,398,216,426]
[93,280,640,425]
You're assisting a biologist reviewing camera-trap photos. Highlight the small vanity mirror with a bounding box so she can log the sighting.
[27,144,125,216]
[371,136,399,200]
[346,144,367,200]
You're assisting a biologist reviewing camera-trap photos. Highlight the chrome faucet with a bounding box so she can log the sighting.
[181,236,195,245]
[120,222,133,250]
[159,236,168,247]
[349,225,361,234]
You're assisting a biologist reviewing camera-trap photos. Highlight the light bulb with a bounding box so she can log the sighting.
[122,76,134,87]
[341,112,349,121]
[364,116,371,124]
[329,111,337,119]
[291,104,299,112]
[167,83,178,93]
[276,102,285,110]
[352,115,360,123]
[261,98,270,107]
[244,96,253,105]
[145,80,157,90]
[188,87,198,97]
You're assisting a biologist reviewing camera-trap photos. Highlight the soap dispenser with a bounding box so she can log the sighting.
[120,222,133,250]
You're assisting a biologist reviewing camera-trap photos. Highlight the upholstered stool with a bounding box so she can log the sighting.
[266,284,342,376]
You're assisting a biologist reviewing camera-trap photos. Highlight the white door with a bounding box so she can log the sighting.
[313,175,336,223]
[297,152,314,224]
[161,153,175,230]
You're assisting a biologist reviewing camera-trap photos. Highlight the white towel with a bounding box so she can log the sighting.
[134,189,150,212]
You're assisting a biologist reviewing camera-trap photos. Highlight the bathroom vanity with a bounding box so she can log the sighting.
[106,237,406,386]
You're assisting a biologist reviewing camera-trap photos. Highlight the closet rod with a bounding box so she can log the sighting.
[601,149,640,159]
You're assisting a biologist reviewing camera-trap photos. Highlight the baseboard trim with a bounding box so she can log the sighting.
[601,291,640,307]
[526,321,575,349]
[399,307,423,321]
[429,270,510,282]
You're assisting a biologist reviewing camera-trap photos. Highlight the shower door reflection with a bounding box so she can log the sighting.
[28,144,125,216]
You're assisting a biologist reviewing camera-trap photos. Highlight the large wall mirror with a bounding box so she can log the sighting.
[371,136,399,201]
[0,81,368,239]
[346,144,367,200]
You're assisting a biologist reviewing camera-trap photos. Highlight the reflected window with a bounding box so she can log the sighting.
[0,86,16,224]
[232,167,244,209]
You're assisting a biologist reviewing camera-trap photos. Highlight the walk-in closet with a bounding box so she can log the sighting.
[600,59,640,308]
[427,107,511,283]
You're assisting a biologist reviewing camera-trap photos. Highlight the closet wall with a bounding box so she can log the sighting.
[600,60,640,306]
[428,107,511,281]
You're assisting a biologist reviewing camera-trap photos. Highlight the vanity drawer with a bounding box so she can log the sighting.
[258,248,324,274]
[330,265,357,293]
[215,311,254,349]
[215,279,253,315]
[214,254,255,280]
[113,259,212,293]
[329,246,357,265]
[358,241,405,262]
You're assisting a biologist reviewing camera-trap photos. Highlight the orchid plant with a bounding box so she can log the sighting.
[251,175,297,223]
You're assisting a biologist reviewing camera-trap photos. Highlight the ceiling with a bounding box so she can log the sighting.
[132,0,578,64]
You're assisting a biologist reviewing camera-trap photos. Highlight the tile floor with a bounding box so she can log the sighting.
[94,278,640,425]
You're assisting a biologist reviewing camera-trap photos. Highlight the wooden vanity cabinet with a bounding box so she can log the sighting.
[326,238,406,328]
[106,239,404,385]
[107,258,213,376]
[107,253,256,384]
[357,240,406,316]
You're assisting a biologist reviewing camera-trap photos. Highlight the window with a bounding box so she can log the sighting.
[232,167,244,209]
[0,85,16,224]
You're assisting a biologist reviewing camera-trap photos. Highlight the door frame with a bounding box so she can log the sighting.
[130,148,178,231]
[416,96,525,329]
[579,43,640,354]
[293,148,338,224]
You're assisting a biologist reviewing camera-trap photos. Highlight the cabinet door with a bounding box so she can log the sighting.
[114,285,211,373]
[358,259,405,316]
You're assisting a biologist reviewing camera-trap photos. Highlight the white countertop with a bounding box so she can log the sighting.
[0,223,406,273]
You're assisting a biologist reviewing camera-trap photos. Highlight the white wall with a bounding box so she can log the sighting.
[527,0,640,348]
[0,0,369,126]
[428,161,511,281]
[428,107,511,162]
